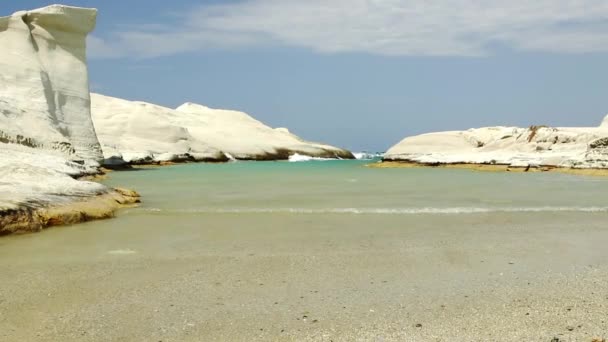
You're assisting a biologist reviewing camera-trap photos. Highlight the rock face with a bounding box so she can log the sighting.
[90,93,227,165]
[91,93,354,163]
[384,115,608,169]
[0,5,137,233]
[601,114,608,128]
[175,102,354,160]
[0,5,102,163]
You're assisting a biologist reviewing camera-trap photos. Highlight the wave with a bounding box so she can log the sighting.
[353,152,384,160]
[288,152,384,162]
[288,153,336,162]
[134,206,608,215]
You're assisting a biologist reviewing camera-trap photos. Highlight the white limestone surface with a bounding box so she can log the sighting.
[174,102,354,160]
[0,5,110,216]
[0,5,102,163]
[91,93,353,162]
[0,144,105,211]
[90,93,226,164]
[384,115,608,169]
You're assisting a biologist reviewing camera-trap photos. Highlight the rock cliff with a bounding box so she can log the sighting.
[90,93,227,165]
[0,5,136,233]
[91,93,354,163]
[0,5,102,163]
[384,115,608,169]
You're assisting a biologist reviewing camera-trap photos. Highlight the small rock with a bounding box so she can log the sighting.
[415,323,422,328]
[566,326,575,331]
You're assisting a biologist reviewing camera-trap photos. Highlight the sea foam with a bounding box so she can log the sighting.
[135,206,608,215]
[288,153,336,162]
[353,152,384,160]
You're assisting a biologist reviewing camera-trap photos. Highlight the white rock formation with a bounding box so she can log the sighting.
[90,93,227,165]
[601,113,608,128]
[0,144,105,212]
[174,102,353,160]
[91,93,353,163]
[384,115,608,169]
[0,5,102,163]
[0,5,131,226]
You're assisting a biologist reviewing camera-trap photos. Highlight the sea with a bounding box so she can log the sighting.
[104,157,608,218]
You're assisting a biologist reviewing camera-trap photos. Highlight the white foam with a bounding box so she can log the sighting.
[224,152,237,161]
[353,152,383,160]
[288,153,336,162]
[135,206,608,215]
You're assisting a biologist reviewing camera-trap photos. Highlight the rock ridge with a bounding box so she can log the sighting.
[383,115,608,170]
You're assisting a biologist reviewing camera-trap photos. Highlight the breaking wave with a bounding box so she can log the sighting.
[288,152,383,161]
[134,206,608,215]
[353,152,384,160]
[288,153,336,162]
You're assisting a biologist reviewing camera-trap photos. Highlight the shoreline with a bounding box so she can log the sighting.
[0,187,140,236]
[0,154,355,236]
[0,154,350,236]
[369,160,608,176]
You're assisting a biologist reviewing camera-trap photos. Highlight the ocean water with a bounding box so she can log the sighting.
[104,159,608,217]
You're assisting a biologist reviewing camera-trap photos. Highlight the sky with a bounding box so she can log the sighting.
[4,1,608,151]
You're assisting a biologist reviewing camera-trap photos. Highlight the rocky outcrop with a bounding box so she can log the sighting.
[90,93,228,165]
[0,5,102,163]
[0,186,140,235]
[173,103,353,160]
[91,93,354,163]
[383,115,608,170]
[601,114,608,128]
[0,5,138,234]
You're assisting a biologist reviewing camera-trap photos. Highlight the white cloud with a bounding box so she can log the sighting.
[89,0,608,59]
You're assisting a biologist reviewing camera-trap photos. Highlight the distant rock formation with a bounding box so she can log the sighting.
[92,93,354,163]
[384,115,608,169]
[0,5,102,163]
[601,113,608,128]
[90,93,227,165]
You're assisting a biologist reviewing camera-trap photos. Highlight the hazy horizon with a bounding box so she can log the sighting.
[6,1,608,151]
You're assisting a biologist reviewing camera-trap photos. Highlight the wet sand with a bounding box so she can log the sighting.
[1,212,607,341]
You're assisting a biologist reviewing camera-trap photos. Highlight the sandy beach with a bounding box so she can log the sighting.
[1,210,607,341]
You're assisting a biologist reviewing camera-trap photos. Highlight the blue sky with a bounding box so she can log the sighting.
[5,1,608,151]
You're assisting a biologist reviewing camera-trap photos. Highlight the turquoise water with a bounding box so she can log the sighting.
[103,159,608,216]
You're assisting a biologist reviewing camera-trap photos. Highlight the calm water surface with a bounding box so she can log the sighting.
[105,159,608,216]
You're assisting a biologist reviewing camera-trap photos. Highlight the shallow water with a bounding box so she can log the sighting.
[106,159,608,215]
[2,160,608,341]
